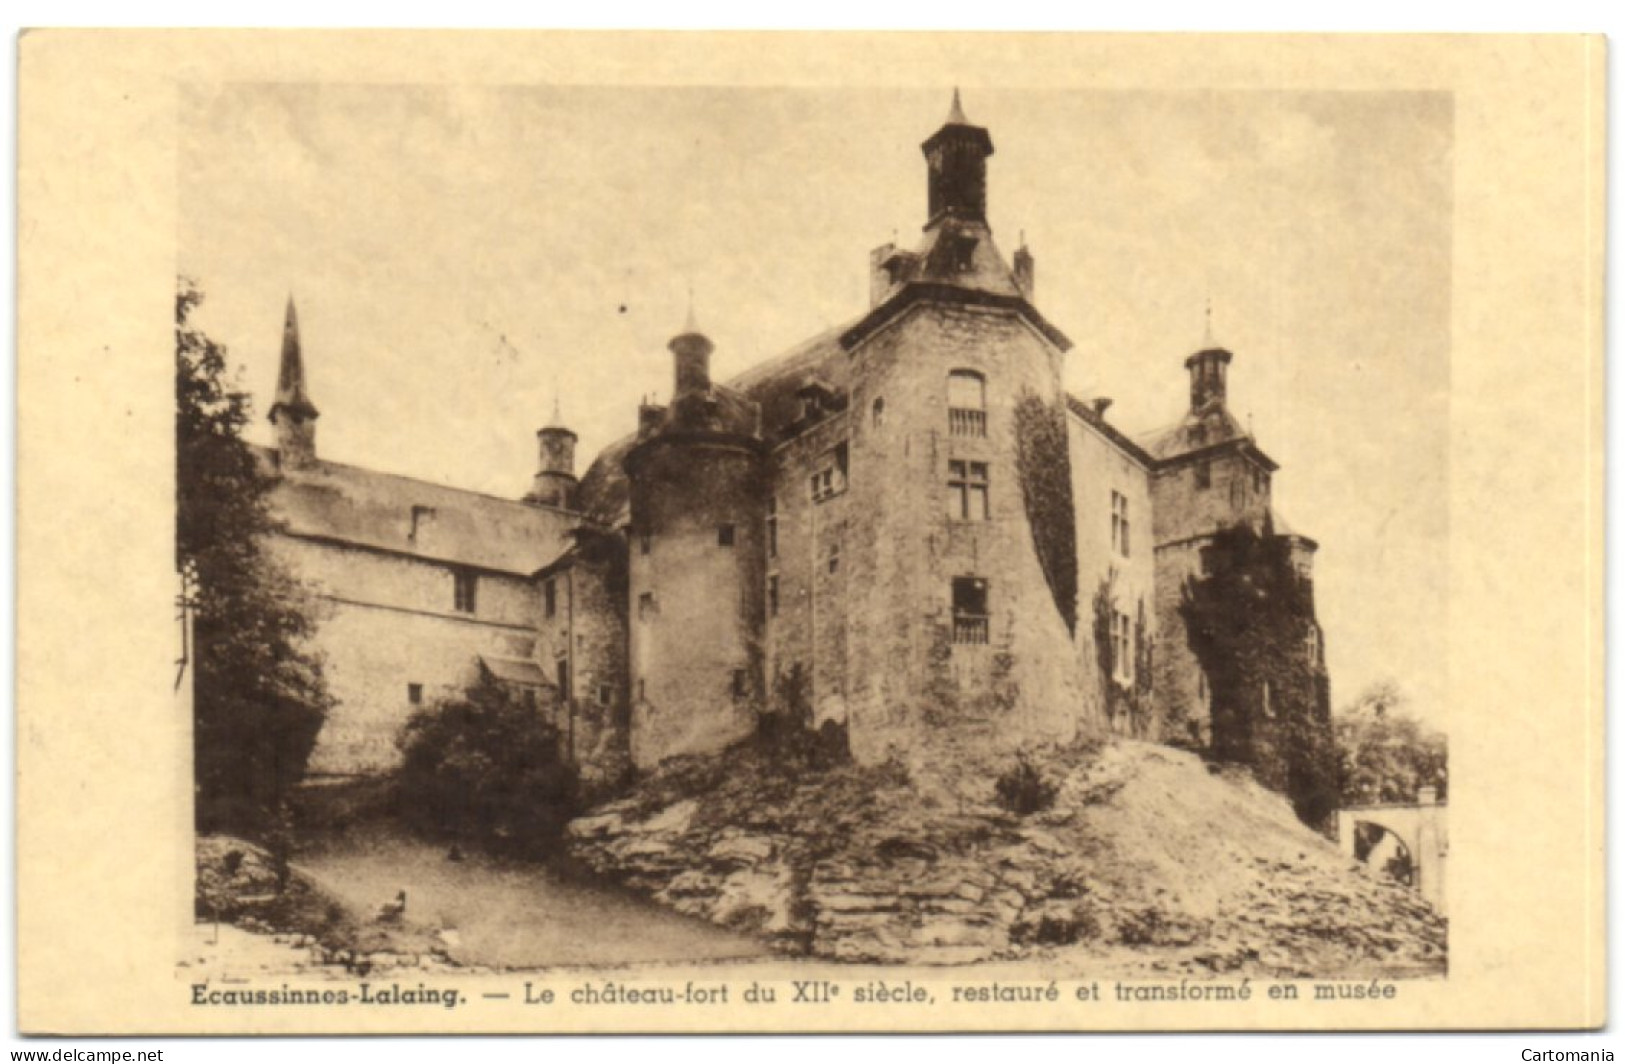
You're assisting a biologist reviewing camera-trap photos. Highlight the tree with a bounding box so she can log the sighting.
[1334,681,1448,806]
[178,276,331,836]
[397,673,580,858]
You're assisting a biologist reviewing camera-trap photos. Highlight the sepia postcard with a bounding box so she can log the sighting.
[14,30,1605,1034]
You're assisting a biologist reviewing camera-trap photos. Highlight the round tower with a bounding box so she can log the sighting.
[623,315,766,769]
[527,418,578,509]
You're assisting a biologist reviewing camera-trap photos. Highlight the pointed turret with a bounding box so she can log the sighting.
[920,88,995,228]
[528,394,579,509]
[669,307,715,398]
[269,296,319,470]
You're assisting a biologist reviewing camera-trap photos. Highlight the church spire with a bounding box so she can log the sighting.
[921,89,995,229]
[269,295,320,469]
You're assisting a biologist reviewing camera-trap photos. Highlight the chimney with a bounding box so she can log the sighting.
[1091,396,1113,417]
[1013,244,1035,299]
[638,402,666,437]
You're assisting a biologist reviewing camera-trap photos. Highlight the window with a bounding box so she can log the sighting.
[1194,461,1211,490]
[598,683,612,706]
[827,540,841,574]
[766,498,777,558]
[1306,624,1321,663]
[947,460,990,520]
[640,532,652,556]
[872,397,885,429]
[556,658,570,699]
[407,683,423,705]
[947,370,987,437]
[638,591,656,620]
[732,668,749,699]
[1111,491,1131,557]
[810,443,849,503]
[453,570,478,613]
[718,523,736,547]
[543,577,557,618]
[637,678,646,701]
[952,577,990,645]
[768,574,780,617]
[1114,611,1133,682]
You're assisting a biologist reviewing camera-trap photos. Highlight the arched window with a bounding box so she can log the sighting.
[872,396,885,429]
[947,370,986,437]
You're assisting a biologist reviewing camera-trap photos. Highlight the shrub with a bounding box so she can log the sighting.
[994,752,1058,815]
[397,675,579,858]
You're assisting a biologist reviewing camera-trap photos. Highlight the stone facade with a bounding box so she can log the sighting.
[257,94,1326,789]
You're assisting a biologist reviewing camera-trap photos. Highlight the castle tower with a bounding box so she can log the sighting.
[1186,347,1232,410]
[527,398,579,509]
[828,93,1091,762]
[921,88,995,228]
[268,296,319,471]
[623,312,765,768]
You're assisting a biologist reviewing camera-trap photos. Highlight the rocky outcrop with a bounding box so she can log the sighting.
[568,740,1448,974]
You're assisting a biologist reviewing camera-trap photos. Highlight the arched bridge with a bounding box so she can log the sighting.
[1336,787,1448,914]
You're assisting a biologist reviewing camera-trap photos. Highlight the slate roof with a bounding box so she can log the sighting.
[1135,403,1255,463]
[256,445,579,576]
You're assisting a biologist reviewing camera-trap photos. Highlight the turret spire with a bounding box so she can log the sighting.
[269,295,320,469]
[921,90,995,228]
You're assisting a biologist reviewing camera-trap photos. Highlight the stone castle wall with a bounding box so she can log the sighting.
[269,535,539,775]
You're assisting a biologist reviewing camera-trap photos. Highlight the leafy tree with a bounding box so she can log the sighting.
[397,673,580,857]
[1335,681,1448,805]
[178,276,331,836]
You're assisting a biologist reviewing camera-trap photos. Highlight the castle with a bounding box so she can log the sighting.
[257,93,1327,786]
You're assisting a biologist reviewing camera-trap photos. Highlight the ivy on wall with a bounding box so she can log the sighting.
[1178,521,1338,831]
[1013,390,1079,635]
[1090,571,1156,738]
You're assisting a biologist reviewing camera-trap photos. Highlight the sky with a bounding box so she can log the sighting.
[178,84,1453,728]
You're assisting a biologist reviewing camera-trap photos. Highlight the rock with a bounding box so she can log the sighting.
[567,812,625,839]
[707,834,775,868]
[639,799,698,834]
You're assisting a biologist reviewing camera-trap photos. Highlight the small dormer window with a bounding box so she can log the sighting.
[950,233,978,272]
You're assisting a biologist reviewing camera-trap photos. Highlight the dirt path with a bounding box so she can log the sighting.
[295,829,769,970]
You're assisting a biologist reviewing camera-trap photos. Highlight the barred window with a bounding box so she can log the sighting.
[948,370,987,438]
[952,576,990,645]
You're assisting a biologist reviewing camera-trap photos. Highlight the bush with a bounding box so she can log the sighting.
[397,675,580,858]
[994,752,1058,815]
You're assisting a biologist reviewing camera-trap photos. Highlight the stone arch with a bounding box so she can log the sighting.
[1336,800,1448,914]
